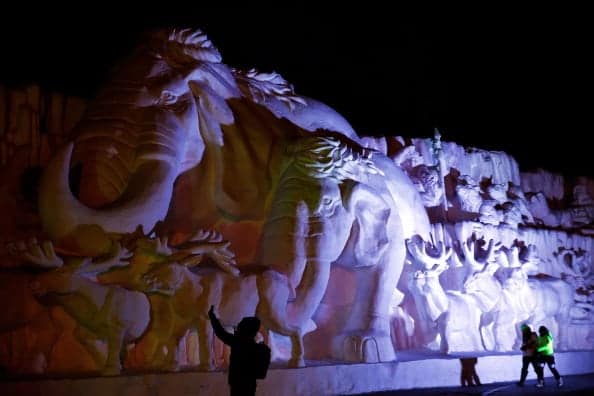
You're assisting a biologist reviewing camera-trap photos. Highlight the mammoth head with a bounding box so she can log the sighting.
[39,28,239,247]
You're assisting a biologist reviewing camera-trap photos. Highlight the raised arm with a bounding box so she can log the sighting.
[208,305,234,346]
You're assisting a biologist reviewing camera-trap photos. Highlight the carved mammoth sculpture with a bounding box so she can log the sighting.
[256,136,430,363]
[33,27,432,368]
[38,28,360,254]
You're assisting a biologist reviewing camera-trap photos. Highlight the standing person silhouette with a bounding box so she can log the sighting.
[535,325,563,388]
[517,324,540,387]
[208,305,270,396]
[460,357,481,386]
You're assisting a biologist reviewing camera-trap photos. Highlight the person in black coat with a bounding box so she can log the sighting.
[517,323,541,387]
[208,305,267,396]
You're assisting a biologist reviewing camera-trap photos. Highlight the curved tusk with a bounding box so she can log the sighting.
[39,143,178,240]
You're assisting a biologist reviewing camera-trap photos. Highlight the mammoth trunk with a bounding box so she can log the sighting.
[289,258,331,326]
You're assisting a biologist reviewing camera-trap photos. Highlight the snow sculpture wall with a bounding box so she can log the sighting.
[0,28,593,378]
[387,133,594,354]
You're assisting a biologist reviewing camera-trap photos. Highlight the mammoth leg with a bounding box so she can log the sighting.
[333,239,405,363]
[256,272,305,367]
[331,184,404,362]
[332,266,398,362]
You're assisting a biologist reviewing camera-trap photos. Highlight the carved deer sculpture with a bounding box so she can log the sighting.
[406,235,502,353]
[96,228,239,371]
[9,239,150,375]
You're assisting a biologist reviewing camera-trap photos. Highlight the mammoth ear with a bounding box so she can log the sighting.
[344,183,392,263]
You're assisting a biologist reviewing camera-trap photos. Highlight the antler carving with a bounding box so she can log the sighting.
[76,242,133,276]
[7,238,64,269]
[461,236,500,273]
[556,247,590,277]
[406,234,452,277]
[171,230,238,276]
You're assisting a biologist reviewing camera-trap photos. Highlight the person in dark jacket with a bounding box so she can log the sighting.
[208,305,265,396]
[535,325,563,388]
[517,323,540,387]
[460,357,481,386]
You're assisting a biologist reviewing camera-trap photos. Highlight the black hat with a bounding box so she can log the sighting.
[237,316,260,337]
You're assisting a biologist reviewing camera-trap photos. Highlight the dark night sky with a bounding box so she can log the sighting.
[1,7,591,177]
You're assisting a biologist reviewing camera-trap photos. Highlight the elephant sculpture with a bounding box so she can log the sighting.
[256,135,430,363]
[35,28,431,366]
[38,28,361,255]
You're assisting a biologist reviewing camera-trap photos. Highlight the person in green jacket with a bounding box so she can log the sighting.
[535,325,563,388]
